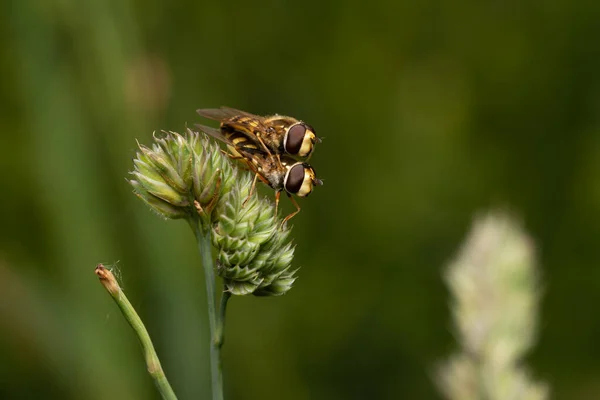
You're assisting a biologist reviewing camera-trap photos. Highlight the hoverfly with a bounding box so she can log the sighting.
[196,107,320,160]
[194,122,322,224]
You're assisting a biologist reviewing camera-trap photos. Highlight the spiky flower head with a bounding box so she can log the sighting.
[129,130,234,223]
[212,173,298,296]
[130,129,298,296]
[188,132,237,208]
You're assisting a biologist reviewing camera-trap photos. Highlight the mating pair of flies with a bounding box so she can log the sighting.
[196,107,323,224]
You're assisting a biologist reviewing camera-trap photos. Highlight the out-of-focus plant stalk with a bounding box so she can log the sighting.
[95,264,177,400]
[437,212,548,400]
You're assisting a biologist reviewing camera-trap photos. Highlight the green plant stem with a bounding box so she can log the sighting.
[189,217,223,400]
[216,291,231,349]
[95,264,177,400]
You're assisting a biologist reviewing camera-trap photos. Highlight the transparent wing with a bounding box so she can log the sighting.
[194,123,233,146]
[221,106,263,120]
[196,107,263,122]
[197,107,271,146]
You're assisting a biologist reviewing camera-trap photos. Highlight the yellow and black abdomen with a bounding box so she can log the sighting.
[220,124,260,158]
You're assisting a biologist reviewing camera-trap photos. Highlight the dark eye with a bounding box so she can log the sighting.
[284,163,305,194]
[284,124,307,155]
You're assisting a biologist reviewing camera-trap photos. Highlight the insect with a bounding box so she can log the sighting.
[196,107,320,160]
[194,122,322,224]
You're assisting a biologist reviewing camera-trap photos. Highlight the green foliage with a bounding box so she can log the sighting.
[2,0,600,398]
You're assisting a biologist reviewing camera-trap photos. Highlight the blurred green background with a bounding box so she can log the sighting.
[2,0,600,398]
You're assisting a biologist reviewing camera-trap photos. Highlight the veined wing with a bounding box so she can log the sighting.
[197,107,270,140]
[194,123,232,146]
[196,106,261,121]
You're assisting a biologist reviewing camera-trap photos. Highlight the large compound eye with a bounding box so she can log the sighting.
[284,124,308,156]
[284,163,305,194]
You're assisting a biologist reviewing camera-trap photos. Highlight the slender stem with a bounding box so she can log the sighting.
[95,264,177,400]
[189,217,223,400]
[216,291,231,349]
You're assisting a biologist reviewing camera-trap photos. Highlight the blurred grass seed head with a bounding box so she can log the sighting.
[129,130,297,296]
[437,212,548,400]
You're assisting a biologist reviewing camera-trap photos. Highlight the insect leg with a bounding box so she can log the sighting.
[242,172,260,207]
[281,193,301,228]
[275,153,285,169]
[274,190,281,215]
[255,134,273,157]
[219,148,245,160]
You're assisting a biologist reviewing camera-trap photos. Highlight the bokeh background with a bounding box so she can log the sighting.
[2,0,600,399]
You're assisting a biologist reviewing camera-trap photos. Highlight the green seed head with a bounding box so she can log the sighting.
[212,177,297,296]
[130,130,228,220]
[130,129,299,296]
[189,130,237,204]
